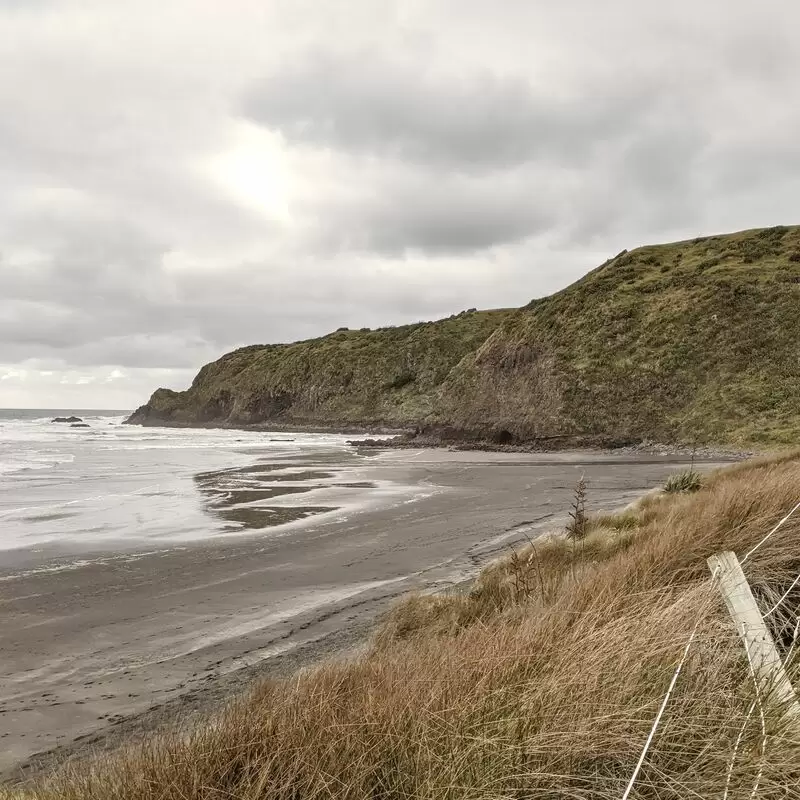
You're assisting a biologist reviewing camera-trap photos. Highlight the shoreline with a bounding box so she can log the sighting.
[124,417,412,437]
[125,417,757,460]
[353,437,755,460]
[2,448,741,784]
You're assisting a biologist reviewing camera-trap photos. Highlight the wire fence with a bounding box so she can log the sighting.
[622,500,800,799]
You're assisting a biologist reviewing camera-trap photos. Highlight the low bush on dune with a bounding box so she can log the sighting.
[7,451,800,799]
[664,468,704,494]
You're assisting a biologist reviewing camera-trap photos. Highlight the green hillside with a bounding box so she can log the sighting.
[129,310,510,428]
[438,225,800,445]
[129,225,800,446]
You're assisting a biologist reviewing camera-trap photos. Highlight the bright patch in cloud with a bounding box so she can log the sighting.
[205,122,292,223]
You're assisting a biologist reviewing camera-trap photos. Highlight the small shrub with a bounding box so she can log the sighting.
[788,252,800,263]
[734,233,783,263]
[589,509,641,531]
[696,256,721,272]
[664,469,703,494]
[565,475,588,540]
[756,224,789,240]
[385,371,416,390]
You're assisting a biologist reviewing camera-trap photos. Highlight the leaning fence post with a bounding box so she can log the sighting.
[707,550,800,719]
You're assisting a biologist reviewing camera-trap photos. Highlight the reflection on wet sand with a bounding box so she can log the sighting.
[266,471,334,483]
[193,461,350,532]
[210,487,314,506]
[214,506,337,530]
[22,511,80,524]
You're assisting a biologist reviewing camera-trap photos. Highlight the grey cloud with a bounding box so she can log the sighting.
[239,39,798,255]
[0,337,213,371]
[243,51,653,171]
[1,198,518,373]
[303,164,553,255]
[364,199,538,255]
[0,0,51,9]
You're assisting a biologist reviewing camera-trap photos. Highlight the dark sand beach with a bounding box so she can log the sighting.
[1,447,736,781]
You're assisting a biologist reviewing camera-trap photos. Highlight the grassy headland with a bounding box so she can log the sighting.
[439,225,800,446]
[7,451,800,798]
[128,225,800,448]
[129,310,510,429]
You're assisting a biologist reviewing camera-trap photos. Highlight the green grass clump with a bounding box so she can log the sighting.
[664,469,704,493]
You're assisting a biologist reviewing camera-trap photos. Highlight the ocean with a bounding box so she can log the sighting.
[0,409,401,556]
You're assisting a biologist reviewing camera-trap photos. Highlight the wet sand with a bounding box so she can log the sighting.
[0,448,736,780]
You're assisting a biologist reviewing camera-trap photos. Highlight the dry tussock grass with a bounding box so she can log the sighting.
[6,451,800,799]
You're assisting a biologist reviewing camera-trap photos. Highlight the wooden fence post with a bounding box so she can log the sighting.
[708,550,800,719]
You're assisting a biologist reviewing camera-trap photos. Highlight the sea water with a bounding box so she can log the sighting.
[0,409,398,555]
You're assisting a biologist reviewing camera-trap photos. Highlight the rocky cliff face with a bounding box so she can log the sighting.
[127,311,510,430]
[129,226,800,446]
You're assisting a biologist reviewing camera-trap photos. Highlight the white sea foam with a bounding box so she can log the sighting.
[0,450,75,476]
[0,410,404,553]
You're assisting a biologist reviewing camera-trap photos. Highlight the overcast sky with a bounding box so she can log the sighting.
[1,0,799,409]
